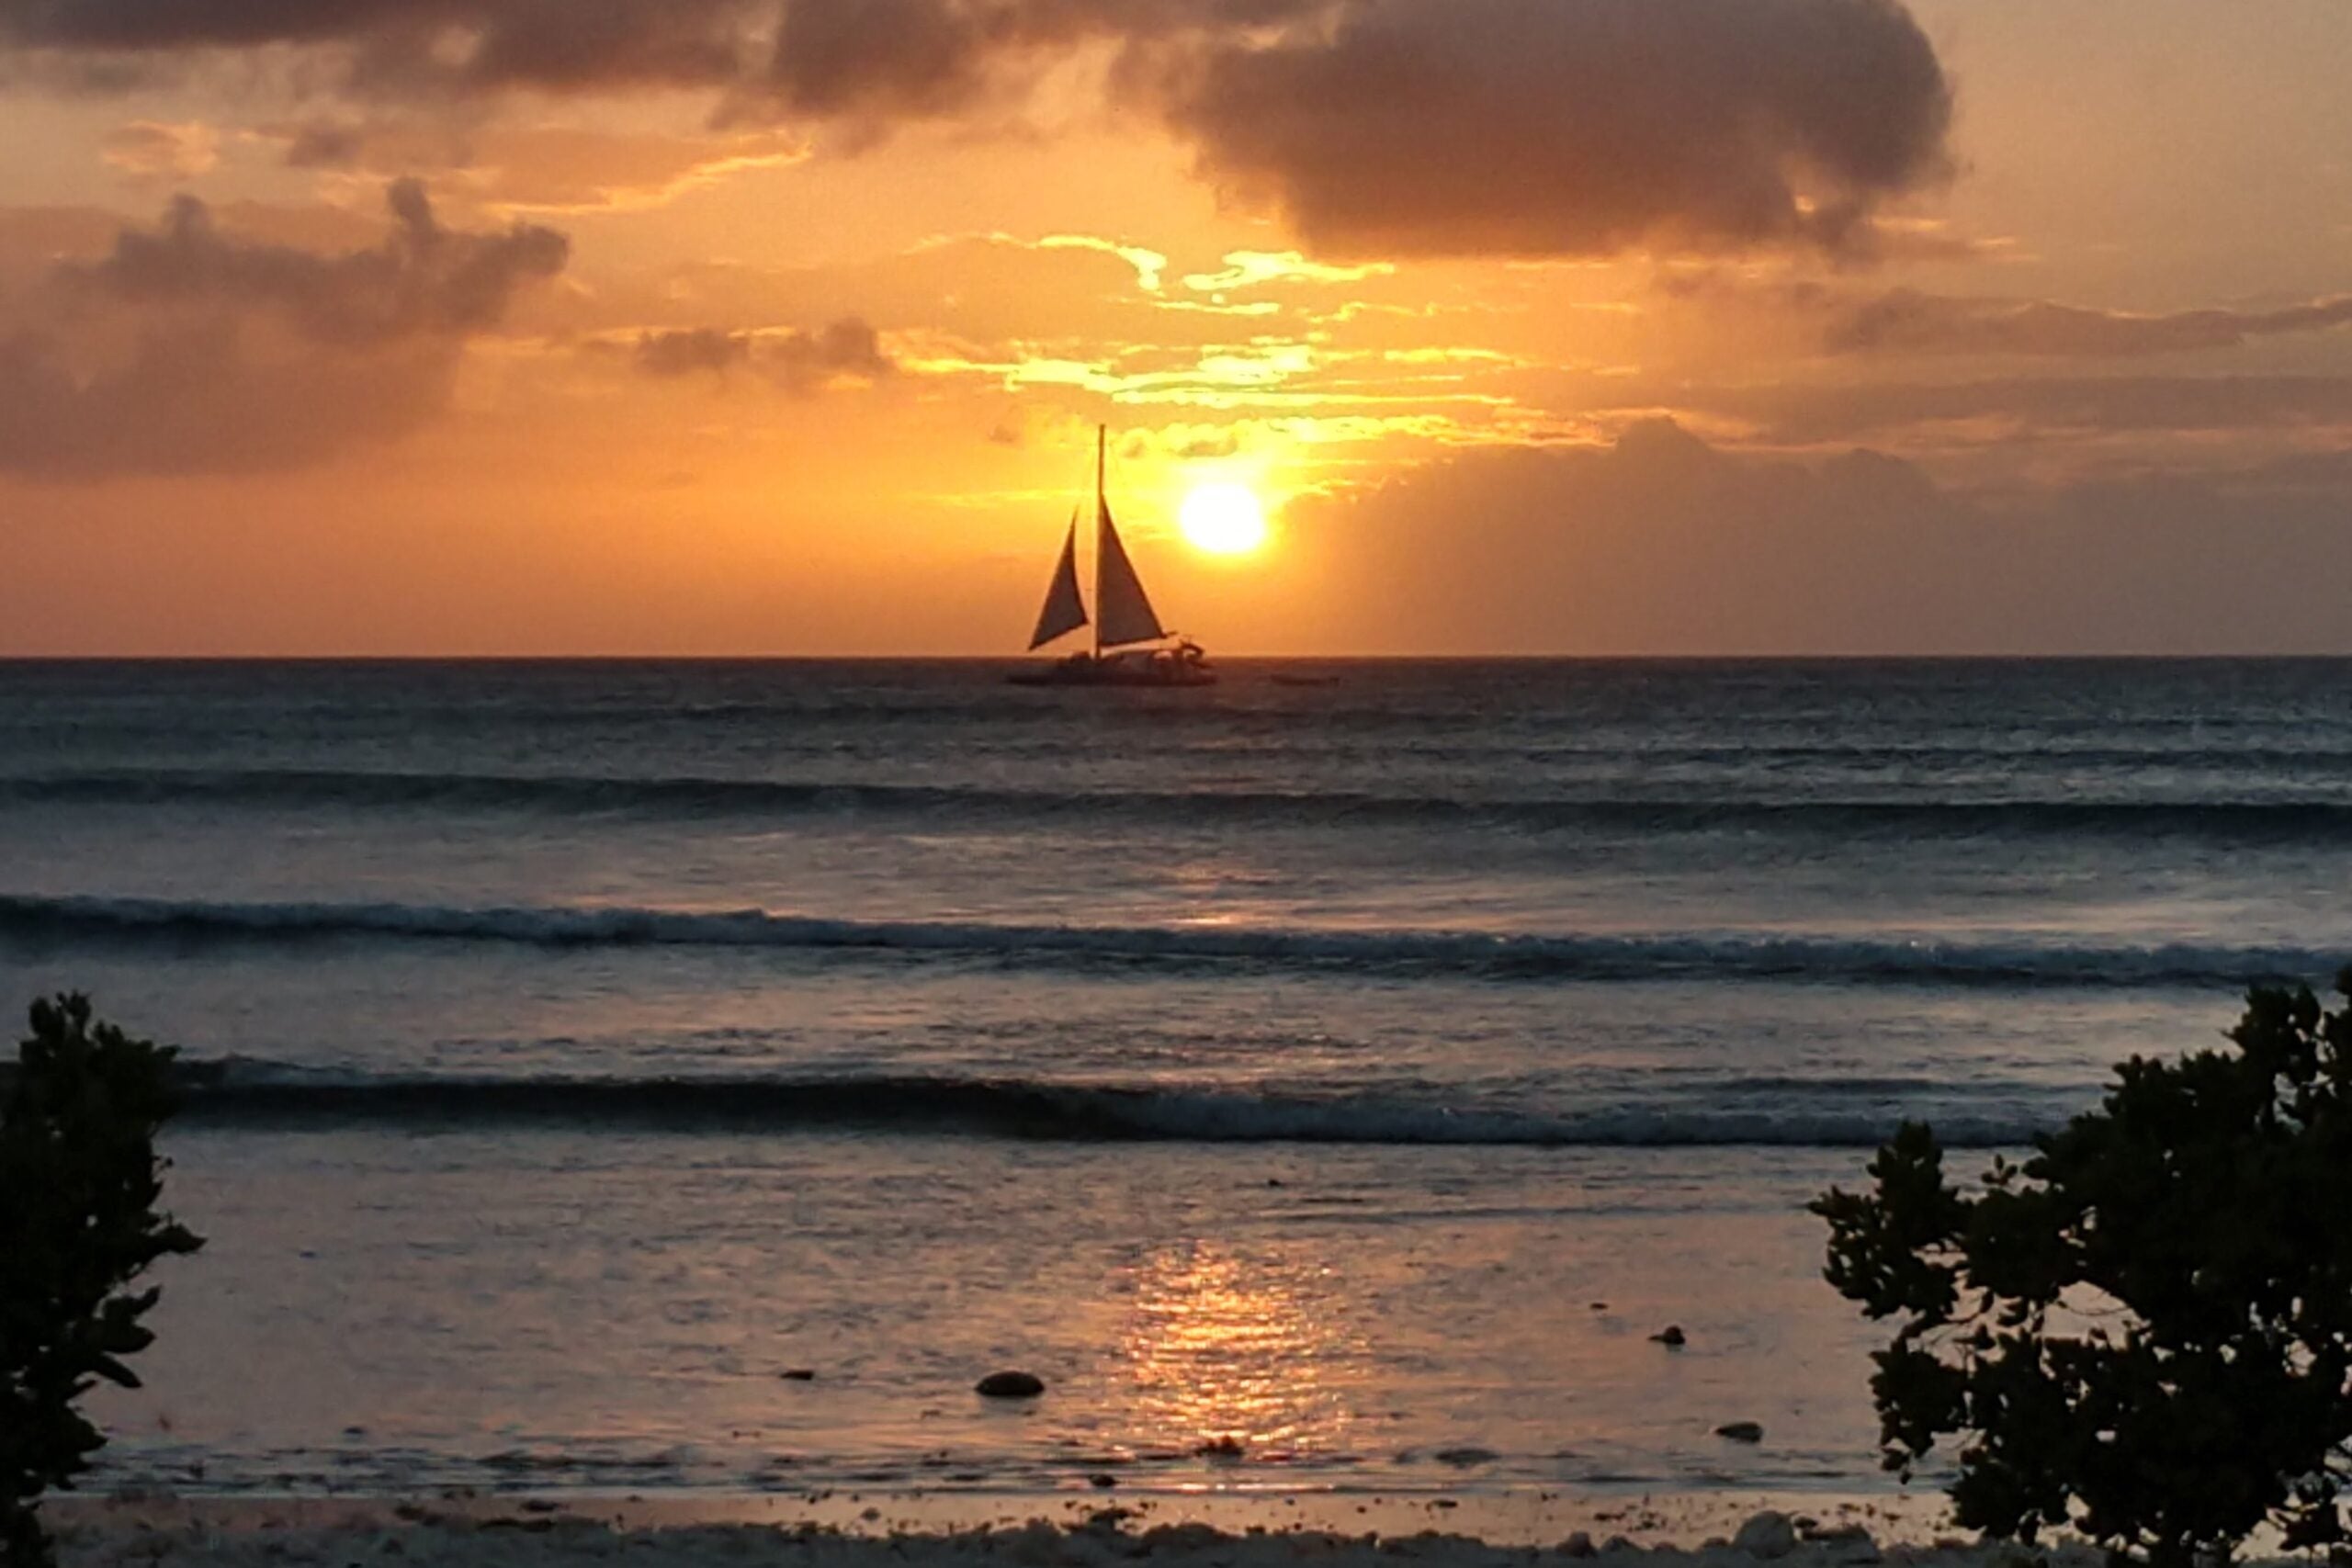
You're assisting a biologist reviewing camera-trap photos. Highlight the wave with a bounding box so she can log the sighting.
[150,1062,2050,1146]
[2,892,2337,990]
[11,767,2352,840]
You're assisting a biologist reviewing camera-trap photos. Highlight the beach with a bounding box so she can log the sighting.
[50,1491,2000,1568]
[6,659,2350,1523]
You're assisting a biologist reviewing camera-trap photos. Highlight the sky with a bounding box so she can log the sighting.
[2,0,2350,655]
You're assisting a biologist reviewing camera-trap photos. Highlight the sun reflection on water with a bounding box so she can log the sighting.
[1118,1243,1368,1456]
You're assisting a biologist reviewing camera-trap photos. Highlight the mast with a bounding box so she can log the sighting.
[1091,423,1105,663]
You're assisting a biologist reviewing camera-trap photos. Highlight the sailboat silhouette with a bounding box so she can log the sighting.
[1011,426,1214,687]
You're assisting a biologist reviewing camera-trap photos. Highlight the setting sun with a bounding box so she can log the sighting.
[1178,483,1270,556]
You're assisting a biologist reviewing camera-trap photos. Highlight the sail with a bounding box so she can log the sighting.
[1027,514,1089,649]
[1094,499,1167,648]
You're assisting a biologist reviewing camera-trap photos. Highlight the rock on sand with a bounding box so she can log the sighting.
[1732,1511,1798,1560]
[975,1371,1046,1399]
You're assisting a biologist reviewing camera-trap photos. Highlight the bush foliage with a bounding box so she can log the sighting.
[1815,974,2352,1568]
[0,995,203,1566]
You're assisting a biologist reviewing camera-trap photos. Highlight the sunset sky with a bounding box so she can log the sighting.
[4,0,2350,654]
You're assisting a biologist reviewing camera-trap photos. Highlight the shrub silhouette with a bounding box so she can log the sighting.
[1815,975,2352,1568]
[0,995,203,1567]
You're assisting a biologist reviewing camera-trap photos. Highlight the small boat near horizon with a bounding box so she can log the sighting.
[1012,426,1214,687]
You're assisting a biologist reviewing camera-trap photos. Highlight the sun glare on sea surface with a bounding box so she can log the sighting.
[1179,483,1270,556]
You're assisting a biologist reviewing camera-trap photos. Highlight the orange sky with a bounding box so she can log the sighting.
[3,0,2350,655]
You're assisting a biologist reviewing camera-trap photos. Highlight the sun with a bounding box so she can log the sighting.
[1178,483,1270,556]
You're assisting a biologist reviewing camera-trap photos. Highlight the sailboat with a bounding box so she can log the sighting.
[1011,425,1215,687]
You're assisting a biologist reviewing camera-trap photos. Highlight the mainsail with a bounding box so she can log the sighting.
[1094,499,1167,649]
[1028,512,1089,649]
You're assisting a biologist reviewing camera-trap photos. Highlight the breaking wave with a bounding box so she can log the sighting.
[153,1062,2052,1147]
[11,766,2352,840]
[0,892,2335,990]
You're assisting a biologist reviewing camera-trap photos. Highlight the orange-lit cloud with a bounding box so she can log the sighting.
[101,119,220,184]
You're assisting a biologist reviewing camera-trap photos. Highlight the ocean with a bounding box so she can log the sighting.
[4,658,2348,1504]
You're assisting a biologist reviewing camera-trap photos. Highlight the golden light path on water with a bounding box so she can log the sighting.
[1117,1243,1369,1456]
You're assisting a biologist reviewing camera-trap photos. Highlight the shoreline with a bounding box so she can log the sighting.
[43,1485,1975,1557]
[40,1487,2107,1568]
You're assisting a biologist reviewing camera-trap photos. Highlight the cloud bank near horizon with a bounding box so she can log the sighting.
[1286,418,2352,654]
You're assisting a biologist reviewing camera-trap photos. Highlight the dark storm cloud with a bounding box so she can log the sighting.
[1156,0,1954,257]
[1825,289,2352,358]
[634,316,891,389]
[0,183,569,478]
[2,0,1957,259]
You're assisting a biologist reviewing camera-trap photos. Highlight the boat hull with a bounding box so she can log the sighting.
[1008,657,1216,688]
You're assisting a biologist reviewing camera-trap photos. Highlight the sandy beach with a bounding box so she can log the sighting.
[48,1490,2040,1568]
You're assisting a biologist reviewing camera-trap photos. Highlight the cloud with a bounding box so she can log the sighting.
[260,120,810,212]
[633,315,891,389]
[765,315,891,388]
[0,0,1270,103]
[636,325,753,376]
[1825,289,2352,358]
[2,0,768,95]
[1284,418,2352,653]
[3,0,1957,260]
[0,321,455,479]
[100,119,220,183]
[1155,0,1954,257]
[1690,376,2352,445]
[67,177,567,344]
[0,182,570,478]
[1181,250,1392,292]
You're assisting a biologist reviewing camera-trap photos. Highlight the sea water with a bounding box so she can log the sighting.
[3,659,2348,1500]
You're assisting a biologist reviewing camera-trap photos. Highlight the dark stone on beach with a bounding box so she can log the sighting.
[1195,1435,1246,1459]
[1089,1472,1119,1488]
[1804,1524,1882,1562]
[1734,1511,1798,1559]
[975,1371,1046,1399]
[1589,1302,1608,1311]
[780,1368,817,1381]
[1559,1532,1597,1558]
[1715,1420,1764,1442]
[1650,1325,1686,1347]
